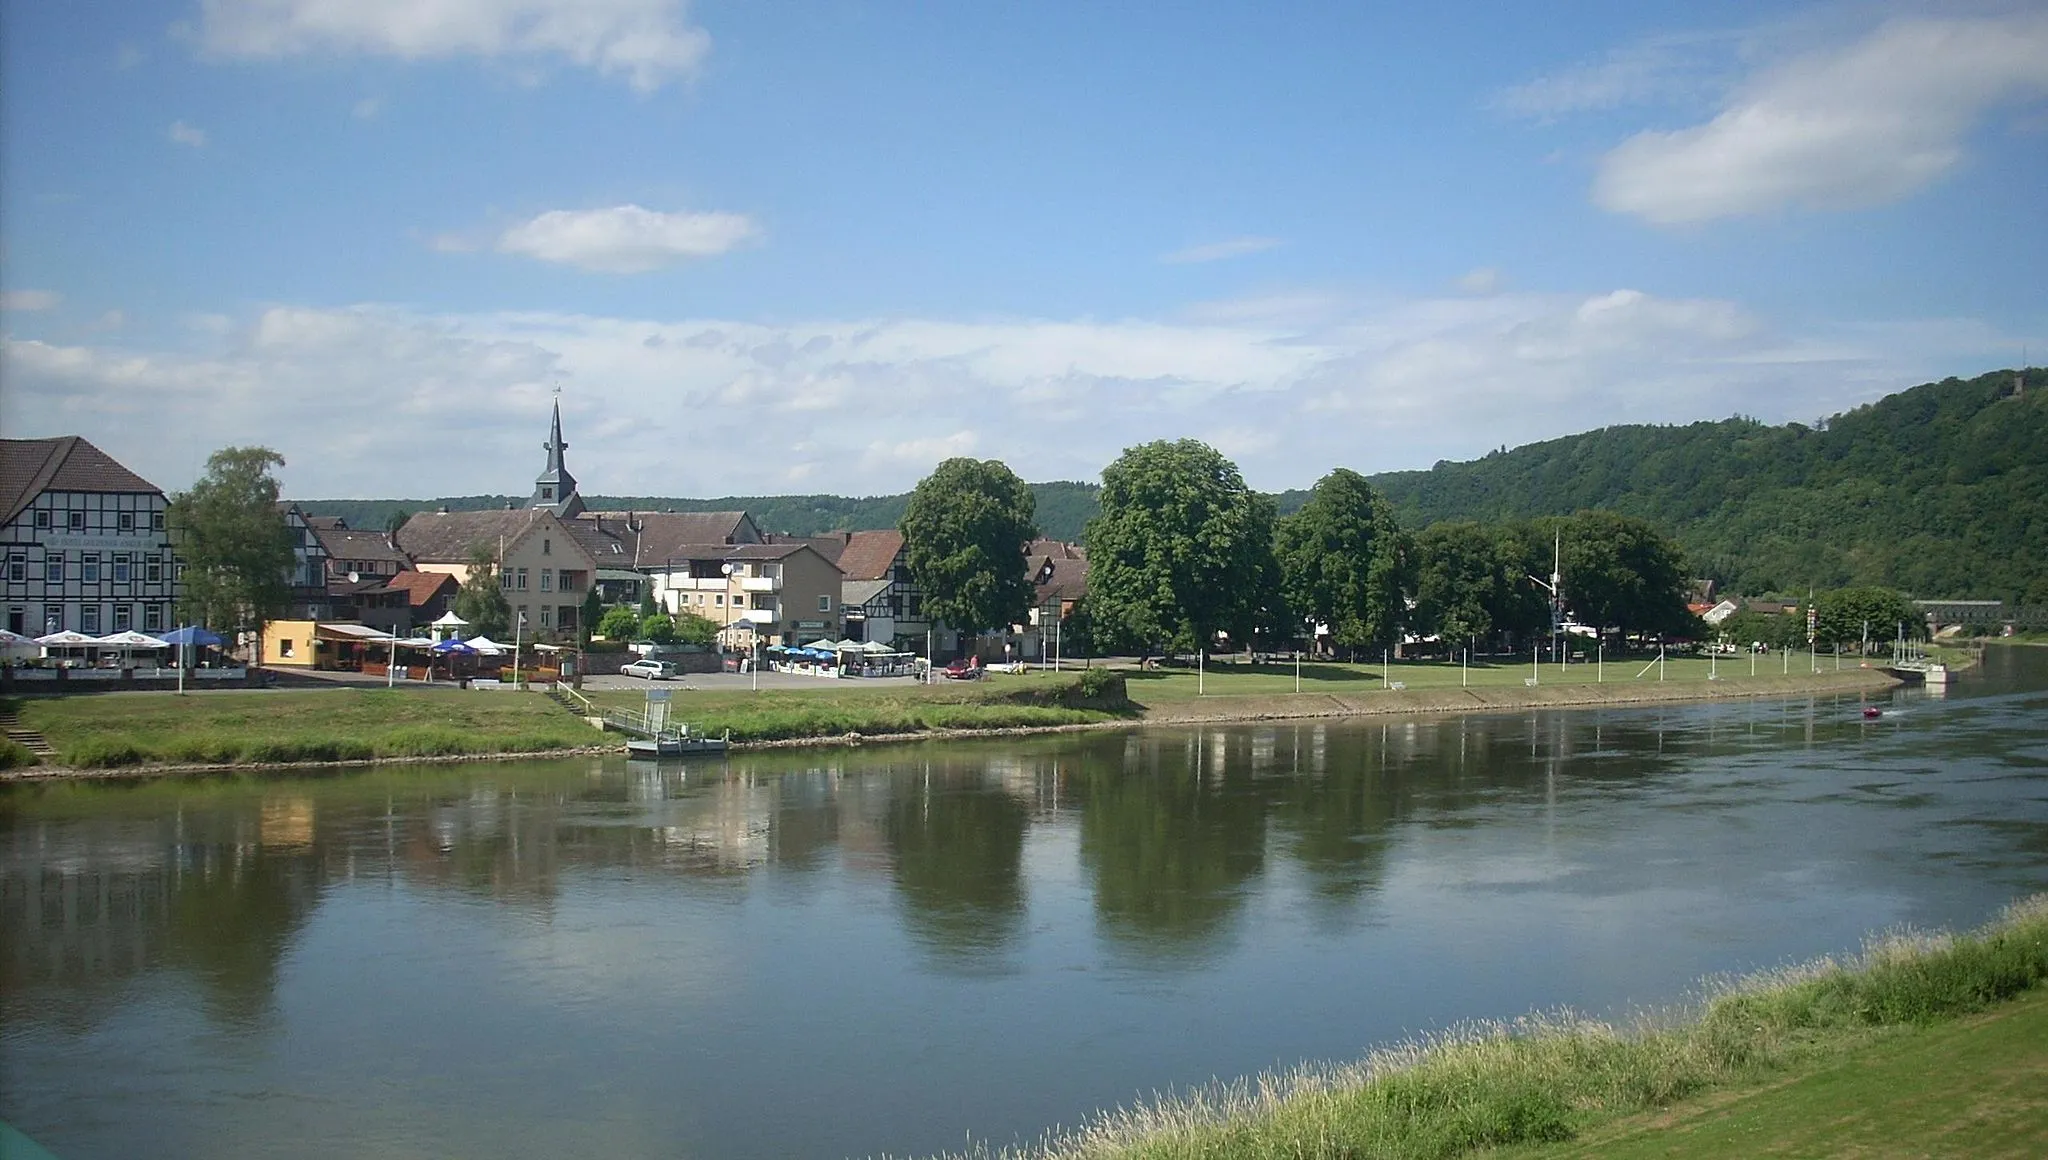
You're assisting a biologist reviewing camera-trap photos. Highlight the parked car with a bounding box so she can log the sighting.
[941,657,983,681]
[620,659,679,680]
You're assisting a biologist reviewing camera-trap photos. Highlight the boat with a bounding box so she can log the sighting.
[626,727,730,759]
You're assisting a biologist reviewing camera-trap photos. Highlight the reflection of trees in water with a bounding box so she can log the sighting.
[1269,726,1397,917]
[1078,733,1270,959]
[883,765,1030,971]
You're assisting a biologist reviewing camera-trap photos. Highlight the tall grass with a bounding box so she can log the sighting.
[928,896,2048,1160]
[0,737,38,770]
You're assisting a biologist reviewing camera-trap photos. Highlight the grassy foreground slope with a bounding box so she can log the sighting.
[1509,988,2048,1160]
[936,896,2048,1160]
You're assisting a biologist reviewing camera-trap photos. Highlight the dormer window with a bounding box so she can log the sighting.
[541,487,554,500]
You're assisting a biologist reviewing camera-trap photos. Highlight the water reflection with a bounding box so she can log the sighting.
[4,649,2047,1160]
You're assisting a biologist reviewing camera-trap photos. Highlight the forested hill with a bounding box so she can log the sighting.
[1362,367,2046,602]
[296,481,1106,543]
[296,369,2044,601]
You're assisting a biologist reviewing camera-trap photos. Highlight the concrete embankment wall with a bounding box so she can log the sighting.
[1134,670,1898,725]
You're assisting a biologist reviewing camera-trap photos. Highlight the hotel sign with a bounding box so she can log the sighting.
[39,535,163,552]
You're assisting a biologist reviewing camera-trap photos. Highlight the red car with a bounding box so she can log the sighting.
[941,657,983,680]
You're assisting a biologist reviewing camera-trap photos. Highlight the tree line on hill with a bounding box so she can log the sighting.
[297,369,2042,605]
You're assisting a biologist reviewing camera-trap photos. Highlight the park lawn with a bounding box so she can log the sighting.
[1117,651,1875,705]
[581,668,1127,742]
[15,687,601,768]
[1505,986,2048,1160]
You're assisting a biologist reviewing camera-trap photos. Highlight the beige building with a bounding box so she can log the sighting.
[647,542,844,649]
[394,506,599,640]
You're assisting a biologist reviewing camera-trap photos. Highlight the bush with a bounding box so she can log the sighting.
[0,737,38,770]
[1077,667,1125,702]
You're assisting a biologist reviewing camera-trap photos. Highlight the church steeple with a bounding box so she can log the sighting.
[531,393,584,517]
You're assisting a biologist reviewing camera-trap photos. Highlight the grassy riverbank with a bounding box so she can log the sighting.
[937,897,2048,1160]
[2,660,1893,774]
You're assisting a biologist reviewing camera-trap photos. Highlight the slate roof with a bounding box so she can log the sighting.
[835,529,904,581]
[1,436,163,526]
[765,531,853,564]
[1029,540,1090,604]
[312,526,410,569]
[579,510,758,565]
[395,508,587,564]
[842,578,893,609]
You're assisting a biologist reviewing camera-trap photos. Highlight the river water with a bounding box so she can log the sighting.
[4,649,2047,1159]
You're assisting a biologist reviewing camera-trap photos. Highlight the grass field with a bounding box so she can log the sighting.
[934,896,2048,1160]
[1114,650,1881,705]
[9,688,601,768]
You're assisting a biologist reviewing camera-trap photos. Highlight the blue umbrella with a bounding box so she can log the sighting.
[432,638,479,655]
[160,626,224,648]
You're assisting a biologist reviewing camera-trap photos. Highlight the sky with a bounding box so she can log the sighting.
[2,1,2045,501]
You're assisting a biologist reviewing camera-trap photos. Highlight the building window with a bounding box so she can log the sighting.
[6,555,22,582]
[119,512,134,532]
[174,558,186,581]
[82,554,100,583]
[540,569,553,592]
[500,570,513,591]
[539,605,552,627]
[152,512,164,531]
[541,487,553,501]
[113,554,131,583]
[114,605,132,632]
[144,605,163,632]
[146,556,163,583]
[82,605,100,634]
[515,567,529,590]
[542,538,551,556]
[818,595,833,613]
[46,558,63,583]
[35,510,50,529]
[714,594,724,606]
[279,637,295,658]
[69,511,84,531]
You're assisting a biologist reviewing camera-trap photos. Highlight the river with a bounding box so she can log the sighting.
[4,648,2046,1159]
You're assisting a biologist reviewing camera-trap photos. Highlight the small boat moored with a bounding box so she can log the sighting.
[627,728,730,759]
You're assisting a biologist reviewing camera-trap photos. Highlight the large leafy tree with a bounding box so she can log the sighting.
[1412,521,1546,648]
[454,543,511,638]
[1275,469,1406,655]
[1085,439,1280,657]
[1815,585,1921,647]
[170,447,295,655]
[901,457,1039,637]
[1533,512,1695,638]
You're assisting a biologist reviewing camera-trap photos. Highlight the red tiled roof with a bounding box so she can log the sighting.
[835,529,903,581]
[1,436,163,526]
[384,569,460,608]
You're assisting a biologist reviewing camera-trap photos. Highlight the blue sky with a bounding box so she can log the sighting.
[3,1,2044,500]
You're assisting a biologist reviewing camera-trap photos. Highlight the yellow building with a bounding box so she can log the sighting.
[260,619,394,669]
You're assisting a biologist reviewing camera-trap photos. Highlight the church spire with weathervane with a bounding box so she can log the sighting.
[530,390,585,518]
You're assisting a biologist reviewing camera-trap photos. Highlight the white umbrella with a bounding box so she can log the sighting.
[0,628,36,660]
[37,630,99,646]
[464,635,508,655]
[96,630,171,649]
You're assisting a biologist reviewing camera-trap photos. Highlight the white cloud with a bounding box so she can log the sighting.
[168,120,208,147]
[1161,236,1283,264]
[495,205,757,273]
[1455,267,1502,295]
[1,290,62,311]
[1496,37,1726,120]
[194,0,711,93]
[1595,13,2048,224]
[0,292,2021,499]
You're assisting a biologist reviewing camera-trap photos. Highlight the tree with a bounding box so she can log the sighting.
[900,457,1039,638]
[170,447,295,657]
[1411,521,1544,649]
[1274,469,1406,655]
[1815,586,1920,648]
[1534,512,1695,638]
[385,508,413,536]
[595,604,641,641]
[640,612,679,644]
[1084,440,1281,657]
[580,586,603,642]
[674,611,720,647]
[454,543,511,638]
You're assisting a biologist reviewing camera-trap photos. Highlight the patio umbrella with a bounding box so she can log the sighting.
[0,628,35,661]
[160,626,225,648]
[96,630,170,668]
[36,630,99,647]
[463,635,507,655]
[431,638,479,654]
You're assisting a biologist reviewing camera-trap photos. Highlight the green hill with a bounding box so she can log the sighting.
[296,369,2044,602]
[1365,367,2045,601]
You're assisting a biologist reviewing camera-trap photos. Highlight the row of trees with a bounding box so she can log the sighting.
[896,440,1703,660]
